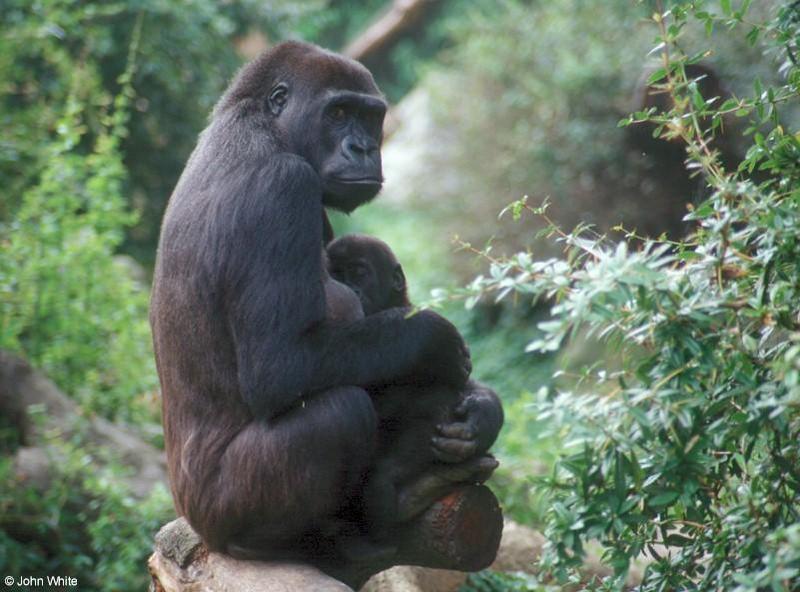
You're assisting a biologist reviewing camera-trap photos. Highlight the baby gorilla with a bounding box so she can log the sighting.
[327,234,504,537]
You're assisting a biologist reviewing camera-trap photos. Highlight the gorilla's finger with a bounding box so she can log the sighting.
[470,454,500,483]
[453,399,470,418]
[436,422,476,440]
[431,437,478,463]
[431,448,464,463]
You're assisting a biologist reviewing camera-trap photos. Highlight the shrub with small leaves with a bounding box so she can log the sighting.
[0,16,156,423]
[460,570,554,592]
[0,429,173,591]
[454,1,800,590]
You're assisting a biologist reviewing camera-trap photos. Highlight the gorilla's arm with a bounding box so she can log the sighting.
[227,154,470,418]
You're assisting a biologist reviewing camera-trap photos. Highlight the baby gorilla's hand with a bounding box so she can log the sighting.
[431,382,504,464]
[432,420,478,463]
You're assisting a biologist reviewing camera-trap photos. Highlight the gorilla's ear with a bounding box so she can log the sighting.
[392,264,406,293]
[267,83,289,116]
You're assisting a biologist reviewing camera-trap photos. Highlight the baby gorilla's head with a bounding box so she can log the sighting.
[328,234,409,316]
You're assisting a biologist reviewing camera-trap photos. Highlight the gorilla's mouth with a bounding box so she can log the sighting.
[323,178,383,213]
[330,176,383,186]
[323,176,383,200]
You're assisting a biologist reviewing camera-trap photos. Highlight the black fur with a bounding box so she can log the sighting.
[150,41,470,561]
[327,234,504,536]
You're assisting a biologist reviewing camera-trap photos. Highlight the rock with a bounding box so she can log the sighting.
[489,520,547,573]
[153,518,203,569]
[0,350,167,498]
[381,88,459,207]
[148,519,353,592]
[11,446,52,490]
[89,415,168,498]
[0,350,75,443]
[149,486,502,591]
[360,566,466,592]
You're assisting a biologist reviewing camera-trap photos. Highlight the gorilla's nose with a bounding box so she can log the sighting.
[342,136,378,161]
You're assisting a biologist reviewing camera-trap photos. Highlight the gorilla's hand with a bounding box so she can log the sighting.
[432,383,503,464]
[412,310,471,388]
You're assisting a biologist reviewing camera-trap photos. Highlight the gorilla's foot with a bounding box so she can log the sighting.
[319,485,503,590]
[394,485,503,572]
[315,537,397,592]
[397,455,499,522]
[337,536,397,564]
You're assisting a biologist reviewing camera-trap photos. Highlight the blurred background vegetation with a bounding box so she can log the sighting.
[1,0,798,590]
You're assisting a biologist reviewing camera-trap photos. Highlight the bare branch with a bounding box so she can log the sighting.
[344,0,440,64]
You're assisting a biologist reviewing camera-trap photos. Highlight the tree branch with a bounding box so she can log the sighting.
[344,0,440,64]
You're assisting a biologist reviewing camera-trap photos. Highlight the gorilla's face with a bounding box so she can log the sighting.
[267,61,387,213]
[328,234,408,316]
[315,92,386,212]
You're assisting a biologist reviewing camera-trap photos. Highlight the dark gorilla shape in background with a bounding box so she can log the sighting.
[327,234,504,539]
[150,41,482,565]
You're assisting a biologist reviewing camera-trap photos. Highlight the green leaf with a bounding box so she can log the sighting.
[648,67,668,85]
[648,491,680,506]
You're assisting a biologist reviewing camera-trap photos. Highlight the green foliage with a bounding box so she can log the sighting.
[293,0,387,50]
[460,570,554,592]
[294,0,476,102]
[0,431,173,591]
[0,0,318,263]
[407,0,653,264]
[457,1,800,589]
[0,15,155,422]
[405,0,793,277]
[0,8,178,585]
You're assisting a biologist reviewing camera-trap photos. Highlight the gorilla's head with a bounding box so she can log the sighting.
[220,41,387,213]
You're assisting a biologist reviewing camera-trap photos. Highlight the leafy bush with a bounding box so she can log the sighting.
[401,0,793,278]
[0,12,200,587]
[460,570,553,592]
[455,1,800,589]
[0,0,318,262]
[0,432,173,591]
[0,16,155,423]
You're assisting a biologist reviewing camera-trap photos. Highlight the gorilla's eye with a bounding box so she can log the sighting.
[331,106,347,121]
[351,264,369,279]
[267,84,289,115]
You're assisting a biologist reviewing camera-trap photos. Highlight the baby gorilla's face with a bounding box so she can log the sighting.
[327,234,409,316]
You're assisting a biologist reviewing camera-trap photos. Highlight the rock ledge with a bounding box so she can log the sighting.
[148,518,353,592]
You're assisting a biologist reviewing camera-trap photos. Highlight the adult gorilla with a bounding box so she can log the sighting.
[150,41,475,563]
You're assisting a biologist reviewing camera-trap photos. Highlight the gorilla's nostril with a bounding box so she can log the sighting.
[342,136,375,159]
